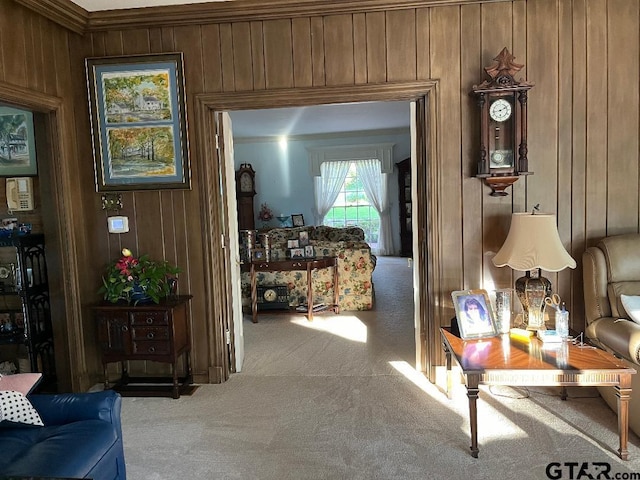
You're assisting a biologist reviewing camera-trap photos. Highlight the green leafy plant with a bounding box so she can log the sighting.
[99,248,181,304]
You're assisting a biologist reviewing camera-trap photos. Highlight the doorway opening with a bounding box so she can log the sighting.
[195,81,441,385]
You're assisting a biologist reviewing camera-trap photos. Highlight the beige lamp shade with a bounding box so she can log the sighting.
[492,213,577,272]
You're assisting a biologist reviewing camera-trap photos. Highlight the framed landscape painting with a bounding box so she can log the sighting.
[0,106,37,176]
[86,53,190,191]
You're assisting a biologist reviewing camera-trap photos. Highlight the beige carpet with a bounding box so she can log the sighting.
[120,257,640,479]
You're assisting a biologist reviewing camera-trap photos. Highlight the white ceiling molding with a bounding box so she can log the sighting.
[307,143,395,176]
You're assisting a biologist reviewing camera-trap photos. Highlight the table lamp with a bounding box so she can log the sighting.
[492,211,576,330]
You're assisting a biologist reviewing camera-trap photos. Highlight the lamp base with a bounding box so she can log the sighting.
[515,270,552,331]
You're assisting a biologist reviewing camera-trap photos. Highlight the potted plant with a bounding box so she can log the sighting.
[99,248,181,304]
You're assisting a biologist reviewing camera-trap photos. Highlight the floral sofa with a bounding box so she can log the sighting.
[241,226,376,311]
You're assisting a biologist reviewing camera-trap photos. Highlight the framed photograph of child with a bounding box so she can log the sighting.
[451,289,498,340]
[287,239,299,249]
[304,245,315,258]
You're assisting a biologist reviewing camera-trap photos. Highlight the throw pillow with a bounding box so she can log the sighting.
[0,372,42,396]
[620,294,640,324]
[0,390,44,426]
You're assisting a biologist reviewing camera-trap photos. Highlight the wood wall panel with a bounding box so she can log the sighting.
[4,0,640,389]
[310,16,325,86]
[415,9,430,81]
[585,0,608,244]
[219,24,235,91]
[429,5,462,307]
[323,15,355,86]
[386,10,416,82]
[365,12,387,83]
[232,23,254,92]
[606,0,639,235]
[263,19,294,89]
[557,0,575,308]
[292,18,313,87]
[352,13,367,84]
[202,24,223,93]
[570,0,588,329]
[460,4,484,290]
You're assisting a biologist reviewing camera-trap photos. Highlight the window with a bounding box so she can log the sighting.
[324,162,380,248]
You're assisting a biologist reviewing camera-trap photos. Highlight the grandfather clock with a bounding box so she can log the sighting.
[235,163,256,230]
[471,48,534,196]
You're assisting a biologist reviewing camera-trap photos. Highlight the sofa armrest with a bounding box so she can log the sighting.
[28,390,122,433]
[587,316,640,364]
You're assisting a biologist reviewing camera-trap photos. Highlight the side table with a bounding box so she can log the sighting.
[93,295,194,399]
[250,257,339,323]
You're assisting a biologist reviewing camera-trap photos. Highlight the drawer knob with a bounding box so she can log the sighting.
[147,332,155,339]
[146,317,153,324]
[148,346,155,353]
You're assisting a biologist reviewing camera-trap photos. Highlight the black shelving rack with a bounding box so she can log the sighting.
[0,233,55,390]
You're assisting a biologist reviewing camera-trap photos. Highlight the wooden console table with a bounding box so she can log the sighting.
[250,257,339,323]
[440,327,636,459]
[94,295,193,399]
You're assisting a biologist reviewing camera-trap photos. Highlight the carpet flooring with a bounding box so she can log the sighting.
[120,256,640,479]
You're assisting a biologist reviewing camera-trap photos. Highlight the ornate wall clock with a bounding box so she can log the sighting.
[471,48,534,196]
[235,163,256,230]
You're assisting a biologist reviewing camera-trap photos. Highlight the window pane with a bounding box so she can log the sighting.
[323,161,380,249]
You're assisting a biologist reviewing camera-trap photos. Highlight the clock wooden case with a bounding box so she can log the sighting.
[471,48,534,196]
[235,163,256,230]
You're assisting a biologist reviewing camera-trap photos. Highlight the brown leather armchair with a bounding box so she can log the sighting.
[583,233,640,437]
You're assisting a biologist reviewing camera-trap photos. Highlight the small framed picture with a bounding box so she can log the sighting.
[289,247,304,259]
[291,214,304,227]
[451,289,498,340]
[298,231,309,246]
[252,248,266,261]
[304,245,315,258]
[287,239,299,249]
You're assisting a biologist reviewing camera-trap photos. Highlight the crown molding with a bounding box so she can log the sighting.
[13,0,88,35]
[14,0,509,34]
[86,0,509,32]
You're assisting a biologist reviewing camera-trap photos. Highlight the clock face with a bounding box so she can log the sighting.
[239,172,253,193]
[0,266,10,279]
[263,288,278,302]
[489,99,512,122]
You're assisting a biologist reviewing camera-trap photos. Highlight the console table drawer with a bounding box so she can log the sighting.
[130,311,168,326]
[133,340,171,355]
[132,326,170,341]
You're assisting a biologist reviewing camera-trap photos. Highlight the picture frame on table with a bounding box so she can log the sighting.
[289,247,304,259]
[287,239,299,249]
[298,231,309,246]
[304,245,315,258]
[451,289,498,340]
[0,106,38,176]
[291,214,304,227]
[85,53,190,191]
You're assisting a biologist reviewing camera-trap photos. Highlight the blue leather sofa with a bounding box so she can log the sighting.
[0,390,126,479]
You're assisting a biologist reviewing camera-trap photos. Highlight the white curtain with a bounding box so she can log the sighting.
[313,161,350,225]
[356,159,393,255]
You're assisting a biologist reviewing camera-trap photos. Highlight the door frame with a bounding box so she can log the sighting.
[0,81,87,391]
[195,80,443,382]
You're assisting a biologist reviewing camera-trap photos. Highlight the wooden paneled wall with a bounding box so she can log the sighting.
[3,0,639,390]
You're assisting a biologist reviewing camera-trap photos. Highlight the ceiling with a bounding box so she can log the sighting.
[70,0,226,11]
[229,101,410,139]
[69,1,411,139]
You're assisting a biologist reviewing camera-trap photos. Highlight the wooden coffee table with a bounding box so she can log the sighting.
[440,327,636,459]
